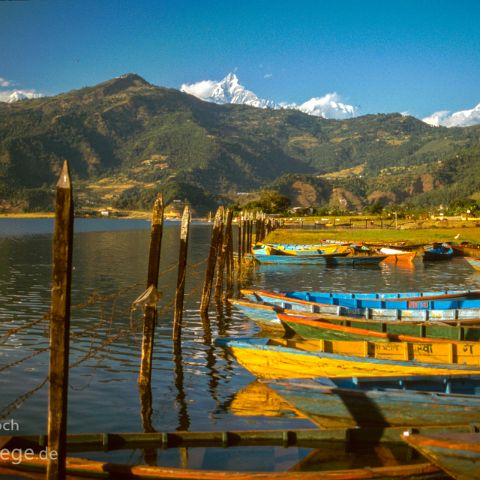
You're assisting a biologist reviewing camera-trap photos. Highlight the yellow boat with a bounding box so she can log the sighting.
[216,337,480,379]
[252,242,351,256]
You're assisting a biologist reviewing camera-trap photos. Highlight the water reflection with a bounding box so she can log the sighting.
[0,219,479,471]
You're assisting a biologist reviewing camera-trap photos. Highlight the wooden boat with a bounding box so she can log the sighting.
[379,247,416,264]
[252,242,350,256]
[0,426,447,479]
[239,291,480,322]
[244,288,480,311]
[452,242,480,257]
[215,336,480,379]
[465,256,480,271]
[423,243,454,261]
[230,298,480,339]
[252,250,363,265]
[265,374,480,427]
[0,451,443,479]
[278,312,480,344]
[243,287,480,302]
[403,431,480,479]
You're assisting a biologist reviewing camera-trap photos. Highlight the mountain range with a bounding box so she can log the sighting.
[181,73,480,127]
[180,73,357,120]
[0,73,479,214]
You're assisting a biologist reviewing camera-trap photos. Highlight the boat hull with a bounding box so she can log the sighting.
[465,256,480,271]
[403,432,480,480]
[241,291,480,321]
[279,313,480,343]
[266,376,480,427]
[216,337,480,379]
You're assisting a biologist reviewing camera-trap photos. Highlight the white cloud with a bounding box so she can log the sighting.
[180,79,217,100]
[296,92,357,119]
[423,104,480,127]
[0,77,13,87]
[264,73,273,79]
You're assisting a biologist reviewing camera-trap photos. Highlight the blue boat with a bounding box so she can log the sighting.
[242,288,480,311]
[264,374,480,428]
[423,243,454,261]
[253,253,386,266]
[230,297,480,327]
[242,287,480,302]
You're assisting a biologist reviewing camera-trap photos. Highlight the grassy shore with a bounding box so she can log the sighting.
[0,212,55,218]
[266,227,480,246]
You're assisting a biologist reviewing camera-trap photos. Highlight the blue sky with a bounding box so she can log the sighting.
[1,0,479,117]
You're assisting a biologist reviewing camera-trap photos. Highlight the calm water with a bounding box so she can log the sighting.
[0,218,478,473]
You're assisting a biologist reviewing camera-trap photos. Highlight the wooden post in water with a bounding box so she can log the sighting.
[225,218,234,299]
[246,214,252,254]
[214,209,233,299]
[172,205,191,342]
[237,215,242,273]
[47,160,74,480]
[254,212,260,243]
[241,213,247,259]
[139,195,164,387]
[199,206,224,315]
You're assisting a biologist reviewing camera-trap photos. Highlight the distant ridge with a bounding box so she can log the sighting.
[1,73,480,214]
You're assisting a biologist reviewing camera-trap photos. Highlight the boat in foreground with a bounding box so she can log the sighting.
[264,375,480,428]
[0,450,442,479]
[215,336,480,379]
[403,431,480,480]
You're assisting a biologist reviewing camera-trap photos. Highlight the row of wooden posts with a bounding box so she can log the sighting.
[46,160,277,478]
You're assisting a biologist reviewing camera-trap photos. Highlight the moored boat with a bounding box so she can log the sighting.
[379,247,416,264]
[0,450,443,479]
[231,297,480,339]
[278,312,480,343]
[244,288,480,310]
[252,242,350,256]
[423,243,454,261]
[402,431,480,479]
[239,290,480,321]
[215,336,480,379]
[465,256,480,271]
[264,374,480,427]
[243,287,480,302]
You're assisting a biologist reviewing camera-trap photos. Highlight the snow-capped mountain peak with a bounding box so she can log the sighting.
[0,90,44,103]
[180,73,356,118]
[181,72,275,108]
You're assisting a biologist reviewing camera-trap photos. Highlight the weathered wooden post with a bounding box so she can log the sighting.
[172,205,191,342]
[214,208,233,299]
[138,194,164,387]
[237,214,242,273]
[241,213,247,258]
[246,214,252,254]
[47,160,74,480]
[199,206,224,315]
[225,219,234,299]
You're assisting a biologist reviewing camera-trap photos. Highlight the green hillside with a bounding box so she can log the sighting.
[1,73,479,214]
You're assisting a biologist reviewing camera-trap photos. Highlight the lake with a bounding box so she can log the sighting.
[0,218,478,473]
